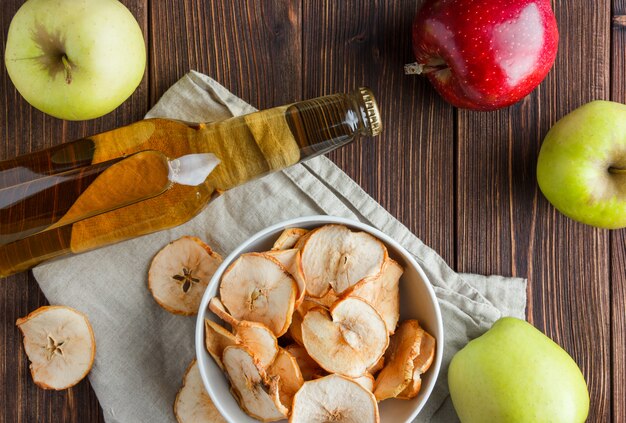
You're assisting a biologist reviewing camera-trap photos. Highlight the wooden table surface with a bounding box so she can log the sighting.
[0,0,624,422]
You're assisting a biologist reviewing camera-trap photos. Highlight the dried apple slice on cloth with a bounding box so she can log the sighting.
[397,329,436,399]
[174,360,227,423]
[290,374,379,423]
[373,320,424,401]
[284,344,324,381]
[300,225,387,297]
[16,306,96,390]
[223,346,288,421]
[208,297,240,327]
[149,236,223,315]
[204,319,237,369]
[220,253,297,336]
[265,249,306,308]
[267,348,304,409]
[301,297,388,378]
[347,259,403,334]
[272,228,309,250]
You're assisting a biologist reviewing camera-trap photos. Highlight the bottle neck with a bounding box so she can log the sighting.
[282,87,381,162]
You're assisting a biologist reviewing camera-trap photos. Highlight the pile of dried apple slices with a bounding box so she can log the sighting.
[202,224,437,422]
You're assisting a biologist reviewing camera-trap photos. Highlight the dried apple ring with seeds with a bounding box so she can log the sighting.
[16,306,96,390]
[219,253,297,337]
[149,236,222,315]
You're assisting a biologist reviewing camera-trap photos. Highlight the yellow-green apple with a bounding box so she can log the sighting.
[449,317,589,423]
[537,101,626,229]
[409,0,559,111]
[4,0,146,121]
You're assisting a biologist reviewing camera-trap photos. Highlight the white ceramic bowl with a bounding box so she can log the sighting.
[195,215,444,423]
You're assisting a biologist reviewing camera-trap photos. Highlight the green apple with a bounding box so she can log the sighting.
[4,0,146,121]
[537,100,626,229]
[449,317,589,423]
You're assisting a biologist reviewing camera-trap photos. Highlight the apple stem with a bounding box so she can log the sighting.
[61,55,73,85]
[609,167,626,174]
[404,61,448,75]
[404,62,426,75]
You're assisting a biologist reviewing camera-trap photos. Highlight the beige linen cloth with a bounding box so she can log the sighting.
[33,71,527,423]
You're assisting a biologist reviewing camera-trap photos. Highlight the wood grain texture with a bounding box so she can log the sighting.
[456,0,611,421]
[611,2,626,421]
[149,0,302,109]
[302,0,456,264]
[0,0,623,422]
[0,0,148,421]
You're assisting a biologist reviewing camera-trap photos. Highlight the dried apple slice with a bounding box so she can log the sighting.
[413,329,436,374]
[306,289,339,309]
[352,373,375,392]
[347,259,403,334]
[267,348,304,409]
[293,230,313,249]
[272,228,309,250]
[223,346,288,421]
[149,236,223,315]
[301,297,388,378]
[220,253,297,336]
[174,360,227,423]
[368,356,385,375]
[208,297,239,327]
[373,320,423,401]
[396,374,422,400]
[396,329,436,399]
[265,249,306,308]
[204,319,237,369]
[205,318,278,369]
[234,321,279,368]
[300,225,387,297]
[287,299,319,346]
[290,374,379,423]
[16,306,96,390]
[284,344,324,381]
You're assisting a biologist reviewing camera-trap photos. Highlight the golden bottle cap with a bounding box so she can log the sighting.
[359,87,382,137]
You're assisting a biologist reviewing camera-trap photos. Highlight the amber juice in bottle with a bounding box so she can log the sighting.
[0,88,381,277]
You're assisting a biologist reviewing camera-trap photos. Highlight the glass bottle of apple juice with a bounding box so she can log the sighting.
[0,88,381,277]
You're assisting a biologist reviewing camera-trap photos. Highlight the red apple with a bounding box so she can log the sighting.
[409,0,559,111]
